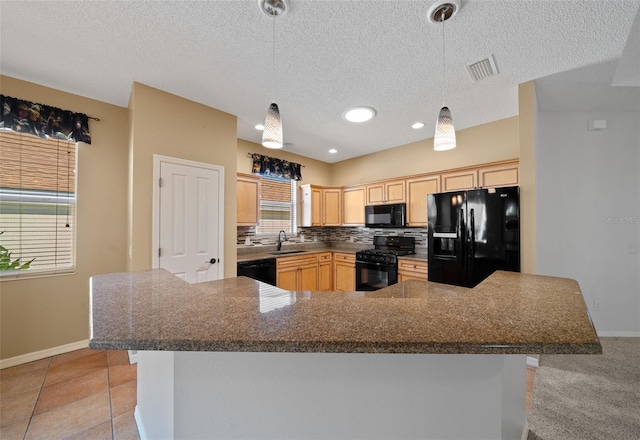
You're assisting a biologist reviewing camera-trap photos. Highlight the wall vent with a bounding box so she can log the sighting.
[466,55,498,82]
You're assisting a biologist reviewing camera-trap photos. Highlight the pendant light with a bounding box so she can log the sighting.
[260,0,288,149]
[429,0,460,151]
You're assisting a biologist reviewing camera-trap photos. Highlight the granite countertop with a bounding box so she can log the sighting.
[89,270,601,355]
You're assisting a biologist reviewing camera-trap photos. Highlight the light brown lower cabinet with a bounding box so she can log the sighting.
[276,254,319,291]
[397,258,428,282]
[333,252,356,291]
[318,252,333,291]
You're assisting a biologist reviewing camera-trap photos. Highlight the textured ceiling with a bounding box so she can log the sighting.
[1,0,639,163]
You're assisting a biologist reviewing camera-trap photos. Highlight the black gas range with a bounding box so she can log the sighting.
[355,236,415,291]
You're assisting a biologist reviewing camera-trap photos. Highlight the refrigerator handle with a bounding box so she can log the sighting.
[468,208,475,285]
[458,208,465,266]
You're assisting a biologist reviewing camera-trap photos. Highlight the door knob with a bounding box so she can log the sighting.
[207,258,218,264]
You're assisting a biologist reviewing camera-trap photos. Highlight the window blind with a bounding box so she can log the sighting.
[0,130,76,276]
[256,174,297,235]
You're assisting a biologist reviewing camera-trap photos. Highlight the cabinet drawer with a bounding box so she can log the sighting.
[398,259,428,276]
[276,254,319,268]
[333,252,355,263]
[318,252,332,262]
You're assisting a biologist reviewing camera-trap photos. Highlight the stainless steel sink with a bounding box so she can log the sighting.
[271,250,307,255]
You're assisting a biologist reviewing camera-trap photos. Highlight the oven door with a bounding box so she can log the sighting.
[355,260,398,291]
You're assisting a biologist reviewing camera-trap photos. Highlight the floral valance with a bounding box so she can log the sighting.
[251,153,303,181]
[0,94,92,144]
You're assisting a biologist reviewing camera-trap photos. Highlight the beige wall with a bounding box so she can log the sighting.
[330,116,519,186]
[0,76,129,360]
[128,83,238,277]
[237,139,332,186]
[518,81,537,274]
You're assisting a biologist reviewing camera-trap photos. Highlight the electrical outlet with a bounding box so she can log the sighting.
[593,301,601,312]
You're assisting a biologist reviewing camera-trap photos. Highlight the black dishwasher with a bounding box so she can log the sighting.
[237,258,277,286]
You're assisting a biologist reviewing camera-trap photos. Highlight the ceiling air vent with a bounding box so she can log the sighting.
[466,55,498,82]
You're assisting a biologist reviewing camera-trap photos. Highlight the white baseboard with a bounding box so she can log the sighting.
[0,339,89,369]
[597,331,640,337]
[521,420,530,440]
[134,405,147,440]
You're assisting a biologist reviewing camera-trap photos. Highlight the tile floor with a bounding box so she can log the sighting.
[0,348,138,440]
[1,348,537,439]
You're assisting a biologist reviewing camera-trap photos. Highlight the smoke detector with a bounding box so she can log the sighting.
[427,0,461,23]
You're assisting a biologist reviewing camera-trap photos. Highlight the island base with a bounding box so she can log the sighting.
[134,351,526,439]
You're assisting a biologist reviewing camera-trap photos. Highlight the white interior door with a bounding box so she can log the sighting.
[158,159,223,283]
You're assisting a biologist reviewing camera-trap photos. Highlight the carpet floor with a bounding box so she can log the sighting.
[527,337,640,440]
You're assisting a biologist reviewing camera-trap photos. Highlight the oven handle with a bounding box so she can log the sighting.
[355,260,397,269]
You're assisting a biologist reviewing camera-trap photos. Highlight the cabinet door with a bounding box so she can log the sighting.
[334,263,355,291]
[299,264,319,291]
[441,170,478,191]
[366,183,385,205]
[237,174,260,226]
[323,189,342,226]
[311,187,322,226]
[333,253,355,291]
[478,161,519,188]
[385,180,406,204]
[342,185,365,225]
[277,266,299,291]
[318,253,333,291]
[406,175,440,227]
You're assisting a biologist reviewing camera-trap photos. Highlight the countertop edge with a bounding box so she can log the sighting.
[89,339,602,355]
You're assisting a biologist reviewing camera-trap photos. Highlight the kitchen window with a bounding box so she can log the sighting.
[0,130,77,278]
[255,174,297,235]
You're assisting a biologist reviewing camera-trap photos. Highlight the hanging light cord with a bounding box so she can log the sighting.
[441,8,447,107]
[272,12,276,103]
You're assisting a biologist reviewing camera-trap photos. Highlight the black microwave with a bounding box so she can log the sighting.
[365,203,407,228]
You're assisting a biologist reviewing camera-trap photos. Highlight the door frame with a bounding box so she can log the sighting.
[151,154,225,274]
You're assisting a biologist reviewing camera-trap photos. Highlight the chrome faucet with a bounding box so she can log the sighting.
[277,230,288,251]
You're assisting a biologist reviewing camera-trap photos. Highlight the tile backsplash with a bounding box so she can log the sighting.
[238,226,428,249]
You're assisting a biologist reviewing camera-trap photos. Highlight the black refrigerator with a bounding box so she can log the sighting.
[427,186,520,287]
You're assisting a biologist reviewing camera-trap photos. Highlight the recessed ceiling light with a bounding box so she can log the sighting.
[343,107,376,123]
[412,122,425,129]
[255,124,265,130]
[329,149,337,154]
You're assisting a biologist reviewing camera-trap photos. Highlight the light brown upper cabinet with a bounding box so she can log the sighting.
[300,184,342,227]
[342,185,366,225]
[406,174,441,227]
[237,173,260,226]
[477,160,519,188]
[366,179,405,205]
[441,169,478,192]
[323,188,342,226]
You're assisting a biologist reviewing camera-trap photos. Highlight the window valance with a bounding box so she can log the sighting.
[251,153,302,181]
[0,94,92,144]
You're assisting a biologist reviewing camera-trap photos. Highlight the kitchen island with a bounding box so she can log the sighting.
[89,270,600,439]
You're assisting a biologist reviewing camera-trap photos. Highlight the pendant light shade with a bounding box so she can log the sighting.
[434,106,456,151]
[429,0,460,152]
[262,102,283,149]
